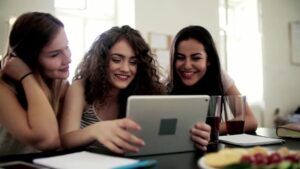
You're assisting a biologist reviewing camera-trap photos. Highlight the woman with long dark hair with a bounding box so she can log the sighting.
[168,25,257,137]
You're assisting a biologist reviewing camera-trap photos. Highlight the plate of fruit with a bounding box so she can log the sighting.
[198,146,300,169]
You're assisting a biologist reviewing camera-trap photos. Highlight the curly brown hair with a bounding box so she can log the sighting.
[75,25,165,117]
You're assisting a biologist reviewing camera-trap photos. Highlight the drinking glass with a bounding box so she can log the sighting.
[206,96,222,144]
[224,95,246,135]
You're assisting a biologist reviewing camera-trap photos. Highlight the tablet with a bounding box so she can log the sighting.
[126,95,210,156]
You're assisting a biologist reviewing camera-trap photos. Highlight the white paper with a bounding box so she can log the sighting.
[33,151,138,169]
[219,134,284,147]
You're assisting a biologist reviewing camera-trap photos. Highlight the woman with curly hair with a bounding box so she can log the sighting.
[60,25,165,154]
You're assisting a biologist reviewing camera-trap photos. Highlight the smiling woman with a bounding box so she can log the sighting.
[167,25,258,136]
[59,25,165,154]
[0,12,70,156]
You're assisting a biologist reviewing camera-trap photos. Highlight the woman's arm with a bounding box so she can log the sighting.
[56,80,70,120]
[0,57,60,150]
[219,84,258,134]
[60,80,145,154]
[59,80,92,147]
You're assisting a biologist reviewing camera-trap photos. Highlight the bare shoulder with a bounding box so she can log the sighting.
[69,79,85,93]
[63,79,87,115]
[71,79,84,87]
[225,84,241,95]
[66,79,86,102]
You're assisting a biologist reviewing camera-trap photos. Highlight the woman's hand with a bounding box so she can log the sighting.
[92,118,145,154]
[190,122,211,151]
[1,56,31,81]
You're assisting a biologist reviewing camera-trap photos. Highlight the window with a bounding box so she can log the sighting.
[219,0,263,105]
[55,0,135,81]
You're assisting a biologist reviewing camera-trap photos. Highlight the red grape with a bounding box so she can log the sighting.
[241,155,256,164]
[267,152,282,164]
[254,153,268,165]
[284,154,300,163]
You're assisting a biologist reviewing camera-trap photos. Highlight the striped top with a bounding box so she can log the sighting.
[80,104,102,129]
[80,104,104,149]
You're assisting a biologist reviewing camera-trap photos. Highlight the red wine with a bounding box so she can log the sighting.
[226,120,245,135]
[206,116,221,143]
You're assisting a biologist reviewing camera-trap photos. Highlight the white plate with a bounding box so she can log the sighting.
[197,156,216,169]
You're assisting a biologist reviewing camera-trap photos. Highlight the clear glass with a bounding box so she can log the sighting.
[224,95,246,135]
[206,96,222,144]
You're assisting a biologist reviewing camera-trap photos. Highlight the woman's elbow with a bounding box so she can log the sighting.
[31,132,61,151]
[245,116,258,132]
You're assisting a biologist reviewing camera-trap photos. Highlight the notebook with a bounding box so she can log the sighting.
[219,134,285,147]
[33,151,156,169]
[125,95,210,156]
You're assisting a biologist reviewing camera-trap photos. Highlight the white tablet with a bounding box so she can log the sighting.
[126,95,210,156]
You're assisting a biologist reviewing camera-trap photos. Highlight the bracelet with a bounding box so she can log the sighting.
[19,72,33,82]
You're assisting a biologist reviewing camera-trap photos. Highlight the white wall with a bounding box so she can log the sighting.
[0,0,54,56]
[135,0,220,48]
[261,0,300,127]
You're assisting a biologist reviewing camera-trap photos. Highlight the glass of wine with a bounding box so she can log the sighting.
[206,96,222,144]
[224,95,246,135]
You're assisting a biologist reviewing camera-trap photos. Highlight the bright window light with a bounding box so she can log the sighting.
[219,0,263,104]
[55,0,134,81]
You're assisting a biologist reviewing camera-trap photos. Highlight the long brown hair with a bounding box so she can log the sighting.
[1,12,65,112]
[75,25,165,117]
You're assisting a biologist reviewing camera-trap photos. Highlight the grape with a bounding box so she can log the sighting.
[284,154,300,163]
[268,152,282,164]
[254,153,268,165]
[241,155,256,164]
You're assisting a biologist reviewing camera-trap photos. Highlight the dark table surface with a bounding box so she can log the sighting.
[0,128,299,169]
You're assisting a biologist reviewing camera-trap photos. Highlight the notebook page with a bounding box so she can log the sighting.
[33,151,138,169]
[219,134,285,147]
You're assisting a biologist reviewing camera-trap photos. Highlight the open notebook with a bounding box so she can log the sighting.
[219,134,285,147]
[33,151,156,169]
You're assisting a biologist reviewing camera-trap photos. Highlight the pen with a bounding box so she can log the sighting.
[113,160,157,169]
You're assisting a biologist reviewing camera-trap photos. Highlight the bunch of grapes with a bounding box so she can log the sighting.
[224,147,300,169]
[240,152,300,169]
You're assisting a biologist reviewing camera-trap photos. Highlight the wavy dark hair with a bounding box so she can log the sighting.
[168,25,224,95]
[75,25,165,117]
[1,12,64,111]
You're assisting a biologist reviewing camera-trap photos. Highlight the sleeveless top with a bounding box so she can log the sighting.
[81,104,102,129]
[0,124,37,156]
[80,104,104,148]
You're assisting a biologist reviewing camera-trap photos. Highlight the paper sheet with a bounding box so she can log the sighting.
[33,151,138,169]
[219,134,285,147]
